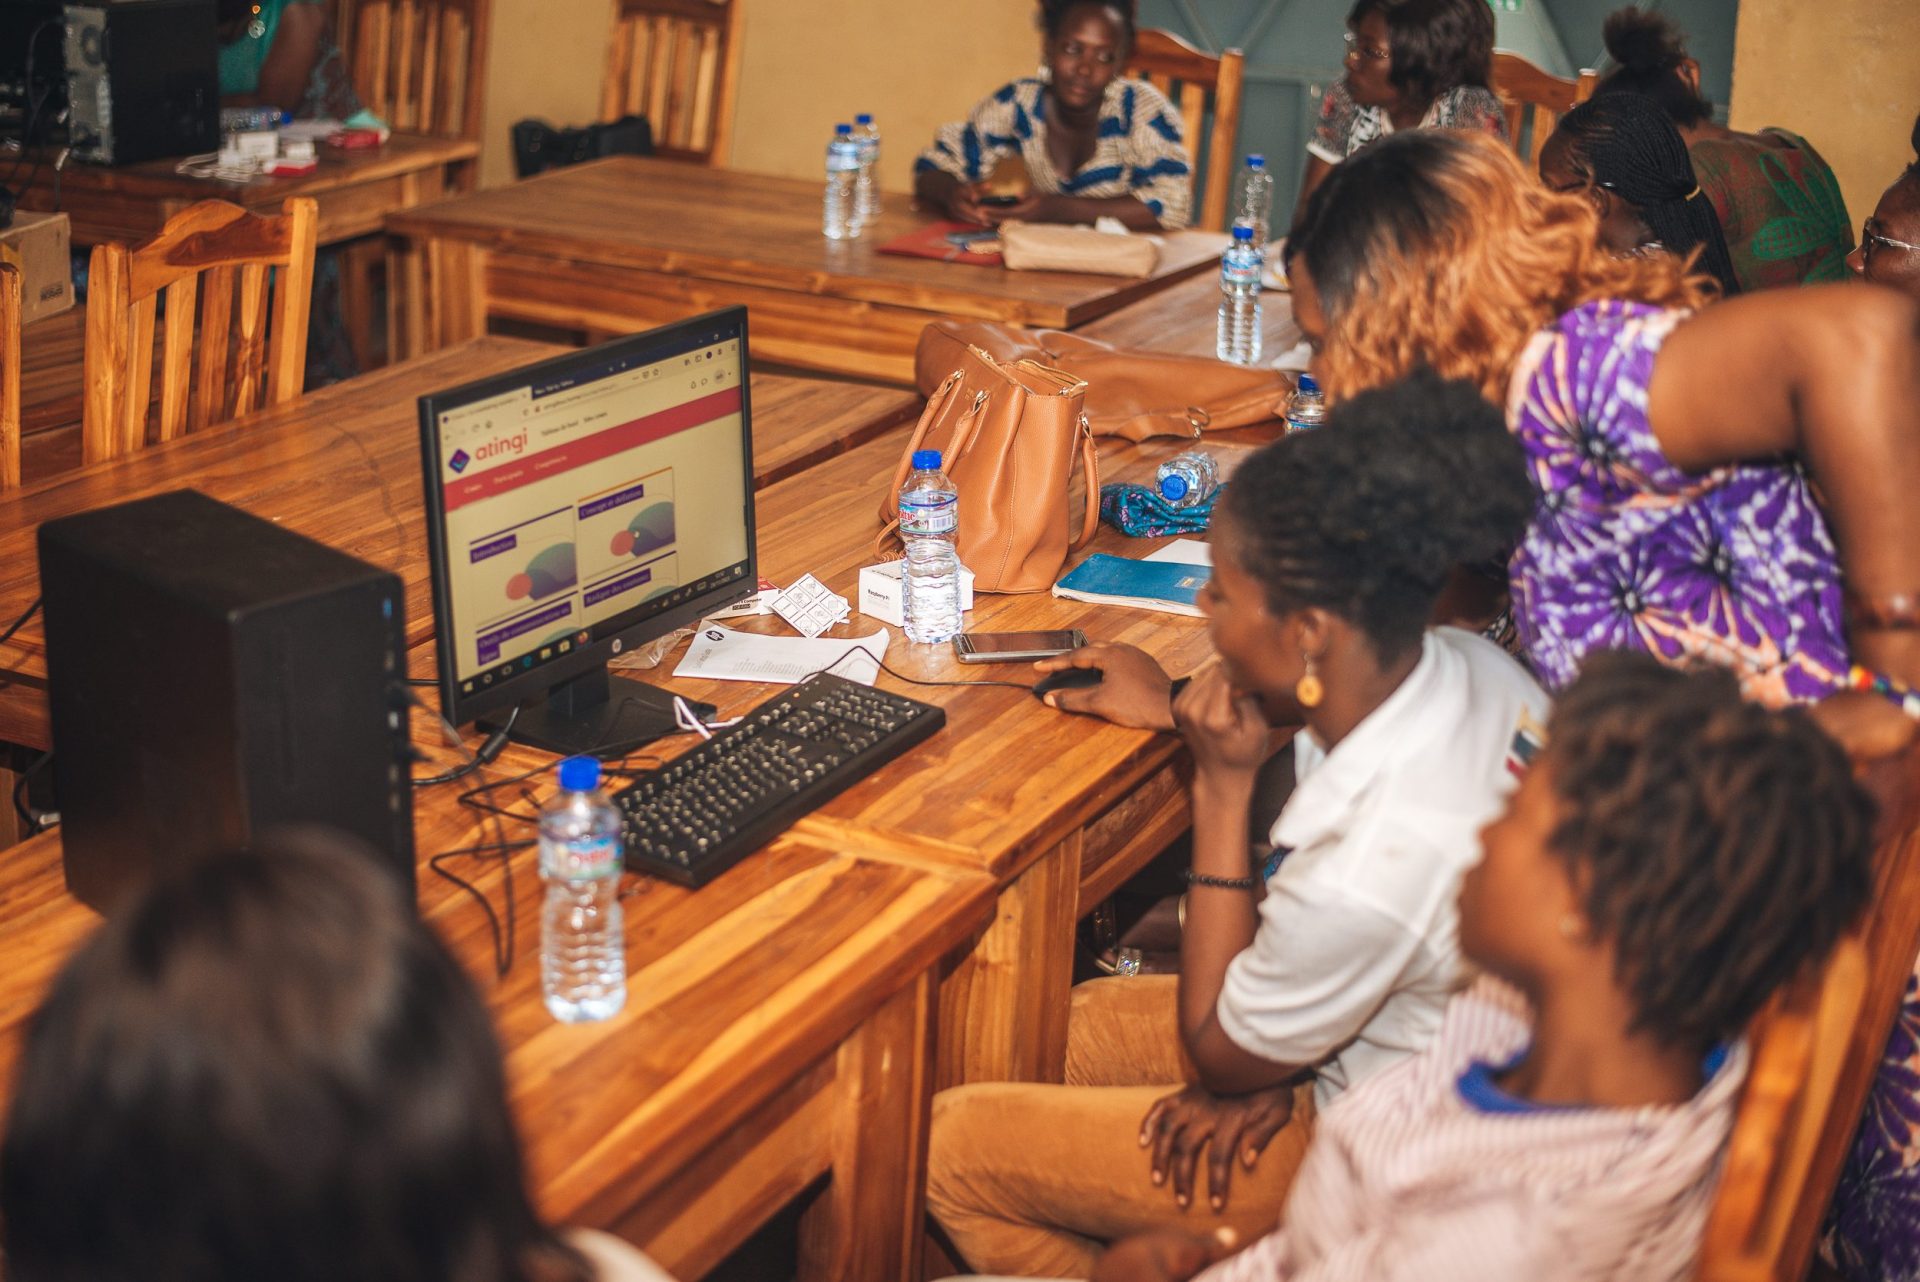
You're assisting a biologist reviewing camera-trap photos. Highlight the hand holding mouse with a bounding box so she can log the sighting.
[1034,643,1177,730]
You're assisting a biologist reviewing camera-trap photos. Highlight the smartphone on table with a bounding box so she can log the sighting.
[953,629,1087,663]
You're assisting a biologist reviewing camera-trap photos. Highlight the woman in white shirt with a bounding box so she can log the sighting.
[0,833,674,1282]
[925,371,1550,1277]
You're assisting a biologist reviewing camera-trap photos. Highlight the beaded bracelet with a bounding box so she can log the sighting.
[1846,665,1920,720]
[1185,869,1258,891]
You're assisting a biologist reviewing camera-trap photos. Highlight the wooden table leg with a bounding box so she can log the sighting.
[425,237,486,352]
[798,968,937,1282]
[386,233,426,361]
[936,835,1083,1089]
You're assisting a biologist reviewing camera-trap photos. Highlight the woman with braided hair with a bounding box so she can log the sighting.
[1082,654,1877,1282]
[1592,6,1852,289]
[1541,90,1741,298]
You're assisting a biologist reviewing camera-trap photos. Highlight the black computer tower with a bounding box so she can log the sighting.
[38,490,416,913]
[63,0,217,166]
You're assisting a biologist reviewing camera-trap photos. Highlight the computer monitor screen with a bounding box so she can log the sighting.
[419,308,755,755]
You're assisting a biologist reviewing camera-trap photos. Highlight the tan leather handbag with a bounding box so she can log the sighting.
[916,319,1294,443]
[878,346,1099,594]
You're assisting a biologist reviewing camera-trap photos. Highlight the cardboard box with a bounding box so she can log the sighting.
[0,211,74,325]
[859,559,975,628]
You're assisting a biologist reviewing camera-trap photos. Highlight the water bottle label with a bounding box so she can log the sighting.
[826,147,861,173]
[1222,258,1262,287]
[544,835,620,880]
[899,493,957,535]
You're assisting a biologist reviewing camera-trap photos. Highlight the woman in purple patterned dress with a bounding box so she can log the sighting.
[1282,129,1920,1276]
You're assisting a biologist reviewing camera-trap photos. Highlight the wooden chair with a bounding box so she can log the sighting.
[0,264,20,491]
[1126,28,1247,231]
[600,0,742,166]
[1490,50,1598,167]
[336,0,491,146]
[83,198,319,466]
[1696,746,1920,1281]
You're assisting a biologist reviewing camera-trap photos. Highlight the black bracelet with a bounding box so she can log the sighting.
[1184,869,1257,891]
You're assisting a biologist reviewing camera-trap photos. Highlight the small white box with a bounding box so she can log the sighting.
[859,559,974,628]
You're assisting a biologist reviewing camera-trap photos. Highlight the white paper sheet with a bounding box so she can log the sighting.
[671,624,888,686]
[1145,539,1212,567]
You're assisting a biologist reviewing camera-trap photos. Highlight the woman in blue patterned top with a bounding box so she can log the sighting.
[914,0,1192,231]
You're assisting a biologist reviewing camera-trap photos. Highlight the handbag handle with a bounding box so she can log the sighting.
[875,370,984,559]
[1070,415,1100,551]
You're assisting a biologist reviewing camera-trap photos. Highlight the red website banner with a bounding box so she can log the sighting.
[443,386,741,514]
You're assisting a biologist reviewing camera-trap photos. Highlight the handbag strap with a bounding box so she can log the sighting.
[1070,415,1100,551]
[876,371,984,559]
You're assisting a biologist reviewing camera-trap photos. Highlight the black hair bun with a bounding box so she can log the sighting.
[1603,6,1688,74]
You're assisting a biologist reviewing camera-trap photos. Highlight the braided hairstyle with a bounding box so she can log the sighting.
[1593,6,1713,127]
[1040,0,1136,46]
[1219,368,1531,663]
[1544,654,1877,1055]
[1551,91,1741,296]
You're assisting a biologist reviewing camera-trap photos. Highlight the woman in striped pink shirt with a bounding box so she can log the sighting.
[1083,654,1878,1282]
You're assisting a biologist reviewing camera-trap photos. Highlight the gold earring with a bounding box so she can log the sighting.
[1295,653,1324,709]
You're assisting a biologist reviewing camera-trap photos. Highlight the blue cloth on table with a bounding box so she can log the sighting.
[1099,482,1217,538]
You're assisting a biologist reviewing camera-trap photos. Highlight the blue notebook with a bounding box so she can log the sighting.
[1052,554,1212,617]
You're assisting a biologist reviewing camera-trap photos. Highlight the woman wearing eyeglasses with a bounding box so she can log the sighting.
[1291,0,1506,225]
[1845,112,1920,300]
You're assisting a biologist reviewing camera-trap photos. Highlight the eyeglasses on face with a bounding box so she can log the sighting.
[1862,222,1920,255]
[1342,30,1391,62]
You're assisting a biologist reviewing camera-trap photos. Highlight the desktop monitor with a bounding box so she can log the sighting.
[419,308,755,755]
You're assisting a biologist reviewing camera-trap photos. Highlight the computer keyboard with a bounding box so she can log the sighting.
[612,673,945,887]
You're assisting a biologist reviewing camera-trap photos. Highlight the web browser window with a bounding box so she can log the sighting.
[432,335,750,693]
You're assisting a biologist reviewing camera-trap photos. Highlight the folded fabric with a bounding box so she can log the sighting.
[1099,482,1218,538]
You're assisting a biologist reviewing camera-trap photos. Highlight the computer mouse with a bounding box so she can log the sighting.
[1032,667,1105,701]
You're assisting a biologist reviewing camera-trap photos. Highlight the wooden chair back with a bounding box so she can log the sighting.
[336,0,491,144]
[1696,745,1920,1281]
[0,264,19,491]
[1126,28,1247,231]
[83,198,319,466]
[600,0,742,166]
[1490,50,1598,167]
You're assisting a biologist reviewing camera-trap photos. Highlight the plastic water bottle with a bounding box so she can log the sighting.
[824,123,862,240]
[853,113,882,224]
[1285,374,1327,433]
[1233,153,1274,250]
[539,756,626,1024]
[899,449,961,644]
[1155,450,1221,508]
[1216,224,1263,366]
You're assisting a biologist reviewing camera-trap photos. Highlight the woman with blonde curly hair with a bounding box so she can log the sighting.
[1283,129,1920,760]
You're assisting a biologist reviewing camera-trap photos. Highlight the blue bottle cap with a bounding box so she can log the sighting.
[557,755,601,792]
[1297,373,1320,395]
[1159,472,1190,501]
[834,123,853,135]
[911,449,942,470]
[1231,224,1254,241]
[1246,153,1265,168]
[856,113,874,125]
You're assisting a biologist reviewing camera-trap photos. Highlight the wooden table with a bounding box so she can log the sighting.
[383,157,1232,382]
[0,739,995,1281]
[12,133,480,248]
[0,338,920,749]
[1078,268,1302,358]
[588,417,1286,1089]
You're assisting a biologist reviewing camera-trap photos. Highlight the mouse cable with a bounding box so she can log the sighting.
[796,642,1038,692]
